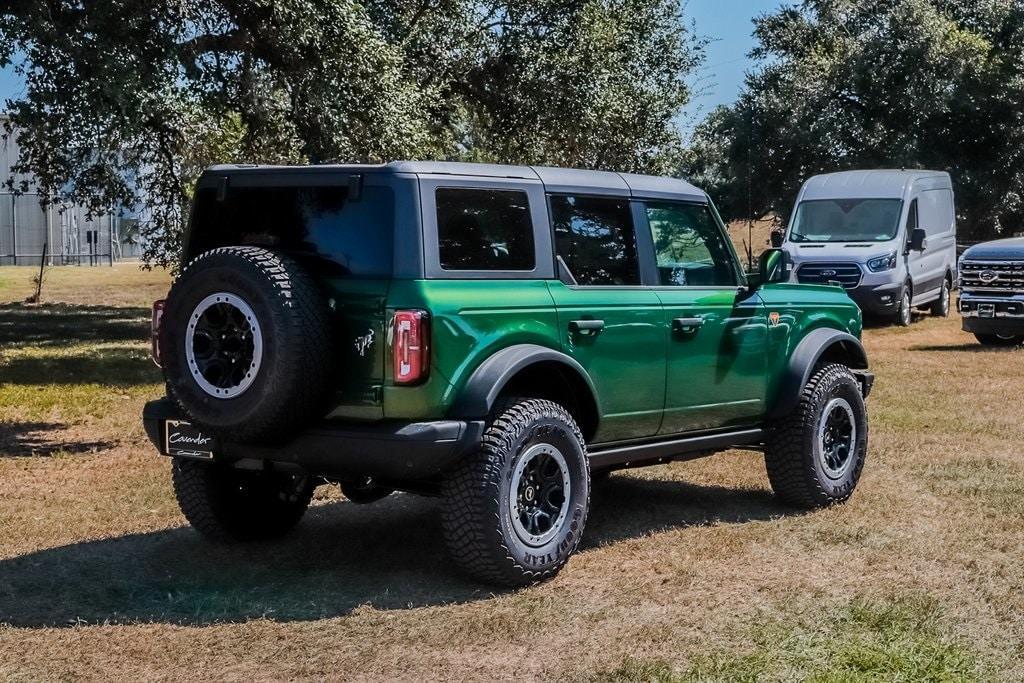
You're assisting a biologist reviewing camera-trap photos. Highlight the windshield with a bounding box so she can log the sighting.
[789,198,903,243]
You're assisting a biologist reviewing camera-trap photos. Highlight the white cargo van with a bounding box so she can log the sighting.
[775,170,957,325]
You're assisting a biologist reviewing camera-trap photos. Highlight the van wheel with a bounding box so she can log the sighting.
[975,333,1024,347]
[930,278,951,317]
[895,286,912,326]
[172,459,314,541]
[764,364,868,508]
[440,399,590,587]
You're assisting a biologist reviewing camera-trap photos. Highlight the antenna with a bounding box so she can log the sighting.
[747,108,754,270]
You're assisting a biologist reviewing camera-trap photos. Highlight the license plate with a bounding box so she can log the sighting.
[978,303,995,318]
[164,420,215,459]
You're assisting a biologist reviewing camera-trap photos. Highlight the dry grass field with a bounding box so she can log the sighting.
[1,264,1022,681]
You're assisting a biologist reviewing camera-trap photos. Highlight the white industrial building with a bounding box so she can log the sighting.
[0,116,142,266]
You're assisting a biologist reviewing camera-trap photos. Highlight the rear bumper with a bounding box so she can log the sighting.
[143,397,484,481]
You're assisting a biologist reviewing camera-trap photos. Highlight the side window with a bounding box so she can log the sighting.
[918,190,953,236]
[550,195,640,286]
[906,199,919,231]
[645,202,738,286]
[436,188,535,271]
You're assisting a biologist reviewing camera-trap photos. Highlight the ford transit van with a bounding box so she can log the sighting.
[776,170,957,325]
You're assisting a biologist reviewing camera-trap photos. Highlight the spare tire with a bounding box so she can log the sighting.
[161,246,334,443]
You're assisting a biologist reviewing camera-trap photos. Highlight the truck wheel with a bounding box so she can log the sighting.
[172,459,314,541]
[440,399,590,587]
[930,278,951,317]
[975,333,1024,347]
[161,246,334,442]
[764,364,868,508]
[895,286,912,326]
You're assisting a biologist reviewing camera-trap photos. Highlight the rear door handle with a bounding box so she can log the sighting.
[569,319,605,335]
[673,317,704,335]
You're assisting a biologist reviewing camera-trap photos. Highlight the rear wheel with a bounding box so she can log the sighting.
[440,399,590,587]
[765,364,868,508]
[975,333,1024,347]
[172,459,314,541]
[930,277,951,317]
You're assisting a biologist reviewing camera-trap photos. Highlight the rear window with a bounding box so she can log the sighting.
[189,183,394,277]
[436,188,535,271]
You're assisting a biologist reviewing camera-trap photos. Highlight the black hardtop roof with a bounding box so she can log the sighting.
[202,161,708,203]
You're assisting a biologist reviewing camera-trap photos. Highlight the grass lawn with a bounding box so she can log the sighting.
[1,265,1022,680]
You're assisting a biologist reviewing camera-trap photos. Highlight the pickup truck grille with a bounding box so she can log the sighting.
[960,260,1024,295]
[796,262,862,289]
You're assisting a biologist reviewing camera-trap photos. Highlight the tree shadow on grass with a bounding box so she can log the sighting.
[0,421,115,457]
[910,343,1022,353]
[0,472,799,627]
[0,344,159,386]
[0,302,150,348]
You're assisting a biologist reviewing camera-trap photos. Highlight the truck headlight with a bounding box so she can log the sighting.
[867,252,897,272]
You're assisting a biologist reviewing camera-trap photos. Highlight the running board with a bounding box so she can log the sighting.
[588,428,764,470]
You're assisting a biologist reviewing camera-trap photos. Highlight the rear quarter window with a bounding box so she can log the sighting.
[188,183,394,277]
[435,188,536,271]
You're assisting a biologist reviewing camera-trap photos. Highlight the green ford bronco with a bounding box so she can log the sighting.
[144,161,874,587]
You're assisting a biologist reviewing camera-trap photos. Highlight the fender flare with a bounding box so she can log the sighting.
[449,343,600,423]
[769,328,869,419]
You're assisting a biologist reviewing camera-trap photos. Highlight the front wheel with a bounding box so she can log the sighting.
[440,399,590,587]
[764,364,868,508]
[895,287,913,326]
[975,332,1024,347]
[172,459,314,541]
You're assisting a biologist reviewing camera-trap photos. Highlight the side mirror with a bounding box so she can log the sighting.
[909,228,928,252]
[770,229,785,248]
[748,249,787,289]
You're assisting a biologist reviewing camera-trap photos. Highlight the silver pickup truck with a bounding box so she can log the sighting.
[959,237,1024,346]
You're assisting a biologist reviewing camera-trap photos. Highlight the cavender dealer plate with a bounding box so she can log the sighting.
[164,419,215,459]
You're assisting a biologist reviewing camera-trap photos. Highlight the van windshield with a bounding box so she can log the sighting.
[789,198,902,243]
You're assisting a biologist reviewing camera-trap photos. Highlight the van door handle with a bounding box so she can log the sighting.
[569,319,605,335]
[673,317,704,334]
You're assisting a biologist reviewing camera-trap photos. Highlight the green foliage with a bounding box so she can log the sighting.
[0,0,705,266]
[686,0,1024,240]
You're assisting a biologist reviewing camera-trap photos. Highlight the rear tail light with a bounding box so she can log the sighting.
[392,310,429,385]
[151,299,166,367]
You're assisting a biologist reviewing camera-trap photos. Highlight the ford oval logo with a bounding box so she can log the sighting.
[979,270,999,283]
[821,269,838,278]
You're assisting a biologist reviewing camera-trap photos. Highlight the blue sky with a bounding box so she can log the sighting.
[0,1,785,117]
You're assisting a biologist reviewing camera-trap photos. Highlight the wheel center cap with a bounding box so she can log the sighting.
[524,486,536,502]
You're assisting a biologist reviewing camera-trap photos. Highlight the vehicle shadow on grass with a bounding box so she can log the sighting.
[0,302,150,348]
[910,343,1022,353]
[0,421,115,457]
[0,472,796,628]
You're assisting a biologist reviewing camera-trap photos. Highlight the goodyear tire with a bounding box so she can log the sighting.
[440,399,590,587]
[161,246,334,442]
[764,364,868,508]
[172,459,314,541]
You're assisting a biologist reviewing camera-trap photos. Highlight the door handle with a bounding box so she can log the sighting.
[569,319,605,335]
[673,317,704,334]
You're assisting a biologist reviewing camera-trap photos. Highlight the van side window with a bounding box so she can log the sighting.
[550,195,640,286]
[645,202,738,286]
[918,189,954,235]
[906,199,919,232]
[436,188,535,271]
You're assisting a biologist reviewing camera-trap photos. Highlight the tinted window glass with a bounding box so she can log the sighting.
[436,188,535,271]
[790,198,903,242]
[646,202,737,286]
[550,195,639,285]
[190,184,394,277]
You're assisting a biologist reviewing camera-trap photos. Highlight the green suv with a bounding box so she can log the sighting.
[144,161,873,587]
